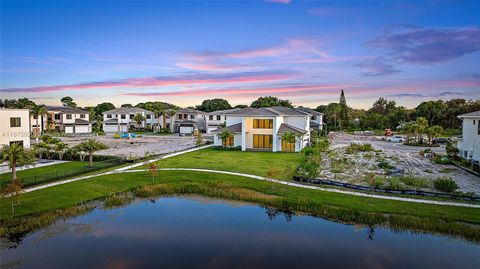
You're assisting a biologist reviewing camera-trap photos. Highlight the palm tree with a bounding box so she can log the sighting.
[74,139,108,167]
[0,143,36,181]
[54,142,68,160]
[427,125,443,145]
[166,109,177,132]
[281,131,296,152]
[415,117,429,144]
[133,114,146,130]
[30,104,47,138]
[217,128,233,148]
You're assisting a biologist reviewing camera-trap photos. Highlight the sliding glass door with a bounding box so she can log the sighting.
[253,134,273,149]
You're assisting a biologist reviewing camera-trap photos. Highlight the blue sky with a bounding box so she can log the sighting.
[1,0,479,108]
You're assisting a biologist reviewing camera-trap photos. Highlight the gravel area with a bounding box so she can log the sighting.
[58,134,196,158]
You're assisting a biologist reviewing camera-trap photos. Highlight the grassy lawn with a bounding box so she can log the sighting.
[136,147,300,180]
[0,161,90,186]
[1,170,480,224]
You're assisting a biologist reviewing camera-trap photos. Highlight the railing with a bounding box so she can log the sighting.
[1,157,126,188]
[293,176,480,202]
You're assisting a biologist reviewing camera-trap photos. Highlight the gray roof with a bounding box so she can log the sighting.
[177,108,204,114]
[458,111,480,118]
[75,118,91,125]
[227,106,310,117]
[103,107,154,115]
[211,123,242,133]
[104,118,118,124]
[206,108,242,115]
[310,121,320,128]
[46,106,89,114]
[296,106,323,116]
[277,123,307,134]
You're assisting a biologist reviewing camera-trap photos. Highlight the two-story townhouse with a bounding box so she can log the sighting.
[40,106,92,134]
[212,107,311,152]
[296,106,324,131]
[205,108,242,134]
[0,109,31,148]
[102,107,156,133]
[173,108,206,135]
[457,111,480,164]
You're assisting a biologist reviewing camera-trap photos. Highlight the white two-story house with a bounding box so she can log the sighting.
[205,108,241,134]
[457,111,480,163]
[102,107,157,133]
[173,108,206,135]
[38,106,92,134]
[296,106,323,131]
[212,106,312,152]
[0,108,31,148]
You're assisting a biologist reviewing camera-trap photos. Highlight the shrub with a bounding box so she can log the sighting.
[378,161,394,170]
[432,155,451,165]
[113,133,120,139]
[345,143,374,154]
[434,177,459,193]
[396,175,431,188]
[301,147,315,156]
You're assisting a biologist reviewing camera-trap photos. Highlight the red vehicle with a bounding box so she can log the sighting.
[384,129,393,136]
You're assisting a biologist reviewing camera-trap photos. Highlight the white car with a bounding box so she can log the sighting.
[386,135,404,143]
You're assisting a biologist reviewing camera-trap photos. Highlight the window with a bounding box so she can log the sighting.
[253,134,273,148]
[146,115,151,119]
[478,122,480,135]
[179,114,183,120]
[80,114,85,118]
[311,116,317,120]
[107,114,112,118]
[130,114,135,119]
[66,114,72,120]
[10,117,21,127]
[54,114,61,120]
[225,136,234,147]
[33,115,38,120]
[190,115,195,120]
[282,139,295,152]
[253,119,273,129]
[474,120,476,125]
[121,114,126,119]
[216,115,221,121]
[209,115,213,120]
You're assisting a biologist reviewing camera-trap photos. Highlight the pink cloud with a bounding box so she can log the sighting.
[1,71,295,93]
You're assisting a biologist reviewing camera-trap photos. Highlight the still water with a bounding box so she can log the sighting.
[2,196,480,269]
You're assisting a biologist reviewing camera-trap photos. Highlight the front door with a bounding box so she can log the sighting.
[253,134,272,149]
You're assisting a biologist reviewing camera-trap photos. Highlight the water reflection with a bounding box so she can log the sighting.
[1,196,480,269]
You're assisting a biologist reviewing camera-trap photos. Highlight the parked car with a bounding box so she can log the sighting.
[386,135,405,143]
[434,137,449,144]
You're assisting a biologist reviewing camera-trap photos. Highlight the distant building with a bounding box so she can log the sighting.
[173,108,206,135]
[457,111,480,163]
[31,106,92,135]
[0,108,31,148]
[296,107,324,131]
[205,108,242,134]
[212,106,313,152]
[102,107,157,133]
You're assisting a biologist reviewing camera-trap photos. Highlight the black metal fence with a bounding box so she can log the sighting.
[1,157,126,188]
[293,176,480,202]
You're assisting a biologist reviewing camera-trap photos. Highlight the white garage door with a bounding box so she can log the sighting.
[207,127,218,133]
[179,126,194,134]
[75,125,90,133]
[65,126,74,134]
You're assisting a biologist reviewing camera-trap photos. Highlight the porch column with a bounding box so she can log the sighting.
[272,117,278,152]
[241,117,246,151]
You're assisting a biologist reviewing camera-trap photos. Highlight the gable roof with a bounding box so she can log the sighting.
[277,123,307,134]
[296,106,323,116]
[177,108,205,114]
[103,107,154,115]
[46,106,89,114]
[206,108,242,115]
[458,111,480,118]
[211,123,242,133]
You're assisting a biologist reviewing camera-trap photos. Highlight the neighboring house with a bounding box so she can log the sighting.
[212,106,312,152]
[173,108,206,135]
[38,106,92,134]
[205,108,242,134]
[457,111,480,163]
[296,106,323,131]
[102,107,156,133]
[0,108,31,148]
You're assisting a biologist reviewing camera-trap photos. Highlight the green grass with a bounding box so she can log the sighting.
[2,170,480,224]
[0,161,89,186]
[137,147,300,180]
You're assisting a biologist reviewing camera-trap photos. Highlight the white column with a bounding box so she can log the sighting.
[272,116,278,152]
[241,117,246,151]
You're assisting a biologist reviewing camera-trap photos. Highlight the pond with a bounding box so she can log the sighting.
[2,196,480,269]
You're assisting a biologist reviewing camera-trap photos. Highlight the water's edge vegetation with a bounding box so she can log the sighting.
[2,180,480,247]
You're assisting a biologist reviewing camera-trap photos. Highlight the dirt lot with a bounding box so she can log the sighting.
[330,133,480,195]
[59,134,196,158]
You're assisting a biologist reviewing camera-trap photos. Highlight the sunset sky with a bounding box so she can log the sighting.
[1,0,479,109]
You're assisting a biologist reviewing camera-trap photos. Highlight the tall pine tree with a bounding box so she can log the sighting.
[339,89,349,127]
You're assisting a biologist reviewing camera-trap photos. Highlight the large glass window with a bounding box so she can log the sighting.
[282,139,295,151]
[107,114,112,118]
[121,114,126,119]
[216,115,221,120]
[54,114,61,120]
[80,114,85,118]
[209,115,213,120]
[10,117,21,127]
[253,119,273,129]
[253,134,273,148]
[225,136,234,147]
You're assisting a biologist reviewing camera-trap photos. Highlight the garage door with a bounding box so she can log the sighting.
[75,125,90,133]
[179,126,194,134]
[207,127,218,133]
[64,126,74,134]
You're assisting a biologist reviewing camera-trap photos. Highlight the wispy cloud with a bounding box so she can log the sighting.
[266,0,291,4]
[355,57,401,77]
[1,71,295,93]
[366,25,480,64]
[388,91,463,98]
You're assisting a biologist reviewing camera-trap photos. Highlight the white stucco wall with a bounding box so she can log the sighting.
[458,117,480,161]
[0,109,31,148]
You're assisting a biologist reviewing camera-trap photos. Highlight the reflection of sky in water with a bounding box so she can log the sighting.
[2,196,480,269]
